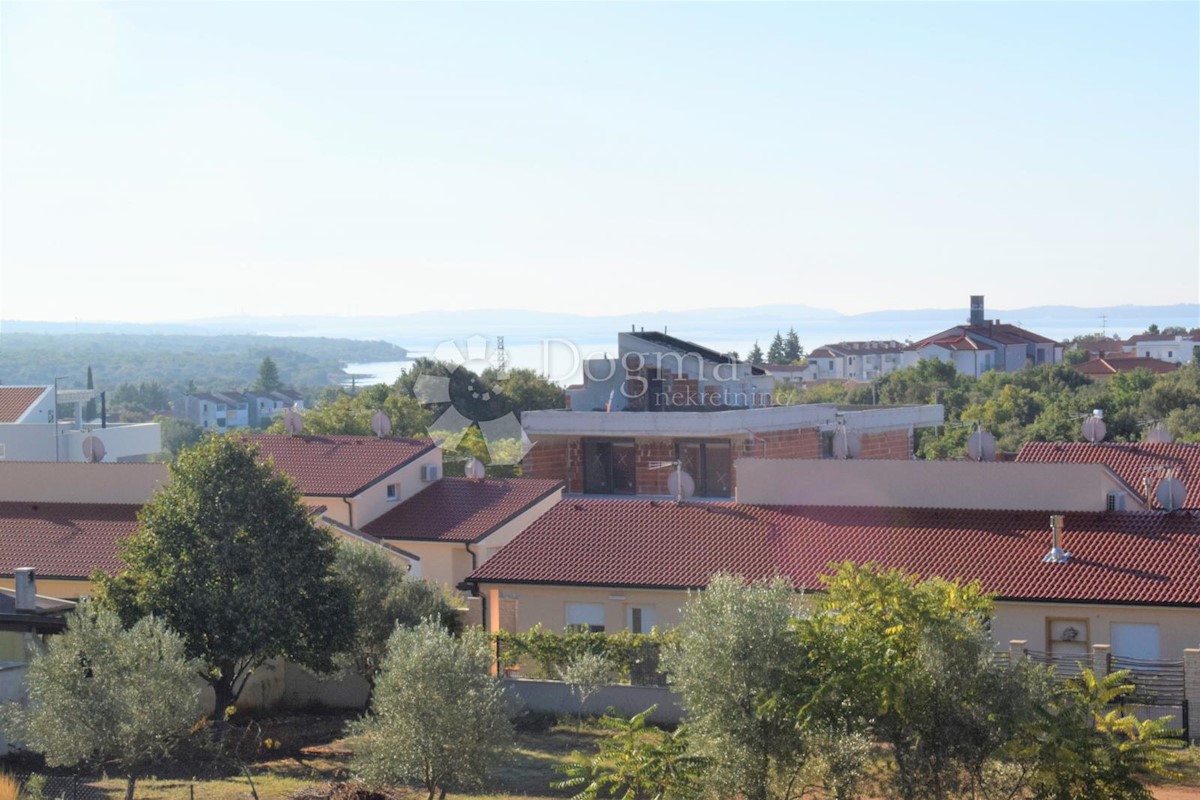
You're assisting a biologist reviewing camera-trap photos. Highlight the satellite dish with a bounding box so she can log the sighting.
[666,469,696,500]
[283,408,304,435]
[1082,416,1107,444]
[1156,477,1187,512]
[1145,423,1174,444]
[832,429,861,460]
[464,458,486,480]
[370,410,392,438]
[967,428,997,462]
[81,435,105,463]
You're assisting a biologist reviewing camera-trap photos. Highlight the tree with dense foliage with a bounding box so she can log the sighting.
[480,366,565,417]
[255,355,282,392]
[784,328,803,363]
[84,365,97,421]
[154,415,203,460]
[351,621,513,800]
[333,543,460,697]
[273,385,434,438]
[0,605,201,800]
[94,435,355,717]
[662,574,807,800]
[1017,668,1182,800]
[554,706,706,800]
[747,341,765,365]
[766,332,786,364]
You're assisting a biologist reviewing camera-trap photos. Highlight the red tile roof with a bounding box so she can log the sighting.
[0,387,48,423]
[0,502,140,580]
[1073,357,1181,377]
[1016,442,1200,509]
[363,478,563,543]
[239,434,437,497]
[921,335,994,352]
[468,499,1200,606]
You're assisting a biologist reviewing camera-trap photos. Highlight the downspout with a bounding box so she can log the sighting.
[341,497,354,528]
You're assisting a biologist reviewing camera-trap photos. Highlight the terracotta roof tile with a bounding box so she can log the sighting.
[1073,357,1181,377]
[239,434,437,497]
[0,502,139,579]
[1016,442,1200,508]
[0,387,48,423]
[363,478,563,542]
[468,499,1200,606]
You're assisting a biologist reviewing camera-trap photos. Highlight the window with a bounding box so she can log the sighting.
[1168,351,1173,359]
[1111,622,1160,660]
[676,441,732,498]
[386,483,400,501]
[583,440,636,494]
[828,360,834,369]
[627,606,656,634]
[566,603,605,633]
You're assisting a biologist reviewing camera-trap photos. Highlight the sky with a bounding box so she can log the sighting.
[1,1,1197,324]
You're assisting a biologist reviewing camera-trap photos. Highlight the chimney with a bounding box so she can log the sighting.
[1042,515,1070,563]
[14,567,36,611]
[970,295,985,327]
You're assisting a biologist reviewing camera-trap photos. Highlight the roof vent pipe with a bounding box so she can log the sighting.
[1043,515,1070,563]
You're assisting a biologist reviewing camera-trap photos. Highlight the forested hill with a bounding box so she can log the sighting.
[0,333,406,391]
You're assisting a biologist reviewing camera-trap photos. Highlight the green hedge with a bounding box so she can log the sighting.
[493,627,677,686]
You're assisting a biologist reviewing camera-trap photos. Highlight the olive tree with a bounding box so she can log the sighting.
[661,574,809,800]
[0,605,201,800]
[333,542,460,697]
[350,620,513,800]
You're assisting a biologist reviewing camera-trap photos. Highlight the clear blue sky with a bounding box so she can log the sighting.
[2,1,1197,323]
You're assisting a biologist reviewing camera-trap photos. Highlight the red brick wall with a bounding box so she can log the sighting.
[737,428,822,460]
[858,428,912,460]
[523,437,586,492]
[523,426,910,494]
[635,439,676,496]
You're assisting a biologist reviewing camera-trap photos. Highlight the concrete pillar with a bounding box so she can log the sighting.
[1092,644,1111,680]
[1184,648,1200,744]
[1008,639,1028,667]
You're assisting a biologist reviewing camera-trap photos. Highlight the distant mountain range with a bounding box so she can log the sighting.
[4,303,1196,351]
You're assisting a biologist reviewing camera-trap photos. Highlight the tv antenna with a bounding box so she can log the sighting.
[81,435,106,463]
[1082,410,1106,444]
[370,410,392,438]
[496,336,509,372]
[649,459,694,502]
[464,457,487,481]
[966,425,997,462]
[283,408,304,435]
[1145,422,1173,444]
[1156,470,1186,512]
[831,425,860,460]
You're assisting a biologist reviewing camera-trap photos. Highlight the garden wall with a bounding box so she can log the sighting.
[503,678,682,725]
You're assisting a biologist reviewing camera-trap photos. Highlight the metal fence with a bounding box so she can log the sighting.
[1021,649,1189,741]
[10,774,88,800]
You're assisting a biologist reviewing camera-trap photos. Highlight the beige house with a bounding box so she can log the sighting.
[467,496,1200,662]
[1,436,565,596]
[362,478,563,587]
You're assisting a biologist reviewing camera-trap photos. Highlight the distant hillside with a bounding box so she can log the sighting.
[0,333,407,392]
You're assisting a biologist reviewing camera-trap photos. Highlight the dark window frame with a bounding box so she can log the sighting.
[582,438,638,495]
[675,439,733,498]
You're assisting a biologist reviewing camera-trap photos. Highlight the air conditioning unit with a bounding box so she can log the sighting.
[1106,491,1126,512]
[421,464,441,482]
